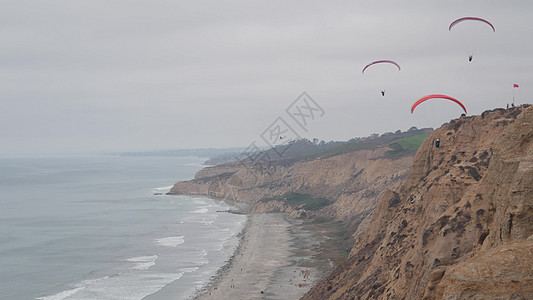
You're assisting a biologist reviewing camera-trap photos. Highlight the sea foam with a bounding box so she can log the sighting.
[127,255,158,270]
[191,207,209,214]
[36,287,85,300]
[152,185,174,194]
[40,272,184,300]
[155,236,185,247]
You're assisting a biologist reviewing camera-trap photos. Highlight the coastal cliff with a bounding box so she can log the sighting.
[169,130,430,229]
[303,105,533,299]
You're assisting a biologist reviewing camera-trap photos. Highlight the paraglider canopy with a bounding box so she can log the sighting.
[362,60,401,74]
[449,17,495,32]
[411,94,467,115]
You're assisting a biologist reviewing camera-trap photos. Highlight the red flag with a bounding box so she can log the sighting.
[514,84,519,88]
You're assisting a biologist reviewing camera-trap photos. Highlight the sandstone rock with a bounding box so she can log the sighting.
[434,240,533,299]
[303,105,533,299]
[169,144,414,229]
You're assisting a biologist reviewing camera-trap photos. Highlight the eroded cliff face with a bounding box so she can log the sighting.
[303,105,533,300]
[170,144,414,227]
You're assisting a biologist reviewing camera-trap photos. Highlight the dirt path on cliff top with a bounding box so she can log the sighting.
[195,213,323,300]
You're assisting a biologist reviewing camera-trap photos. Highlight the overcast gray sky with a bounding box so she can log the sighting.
[1,0,532,154]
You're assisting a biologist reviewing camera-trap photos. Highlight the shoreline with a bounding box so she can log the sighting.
[192,214,252,298]
[194,213,325,300]
[142,196,249,300]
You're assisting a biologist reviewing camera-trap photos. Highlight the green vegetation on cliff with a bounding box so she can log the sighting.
[300,128,432,162]
[285,193,330,210]
[396,133,431,150]
[260,193,330,211]
[384,133,431,158]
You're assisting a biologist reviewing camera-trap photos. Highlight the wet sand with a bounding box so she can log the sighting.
[195,213,322,300]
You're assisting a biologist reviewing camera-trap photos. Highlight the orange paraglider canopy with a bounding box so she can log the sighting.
[411,94,467,114]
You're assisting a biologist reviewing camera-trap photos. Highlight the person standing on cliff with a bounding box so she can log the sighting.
[435,139,440,148]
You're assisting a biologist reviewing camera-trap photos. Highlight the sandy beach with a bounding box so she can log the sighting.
[195,213,322,300]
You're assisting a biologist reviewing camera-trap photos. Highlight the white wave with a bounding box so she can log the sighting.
[127,255,158,270]
[127,255,158,262]
[155,236,185,247]
[152,185,174,193]
[191,207,208,214]
[201,219,215,226]
[35,287,85,300]
[153,185,174,190]
[179,267,199,273]
[42,272,184,300]
[193,249,209,265]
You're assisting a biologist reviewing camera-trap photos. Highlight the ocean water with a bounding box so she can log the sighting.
[0,154,246,300]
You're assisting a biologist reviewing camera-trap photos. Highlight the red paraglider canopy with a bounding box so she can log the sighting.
[362,60,401,74]
[411,94,467,114]
[449,17,495,32]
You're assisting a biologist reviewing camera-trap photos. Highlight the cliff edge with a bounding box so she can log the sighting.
[303,105,533,299]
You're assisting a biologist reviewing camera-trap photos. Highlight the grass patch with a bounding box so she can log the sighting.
[285,193,330,211]
[384,133,430,158]
[298,129,432,161]
[396,133,431,151]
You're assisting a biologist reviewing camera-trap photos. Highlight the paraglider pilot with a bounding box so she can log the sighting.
[468,54,473,62]
[435,139,440,148]
[381,90,385,96]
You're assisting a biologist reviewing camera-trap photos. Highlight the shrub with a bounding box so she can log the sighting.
[285,192,330,211]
